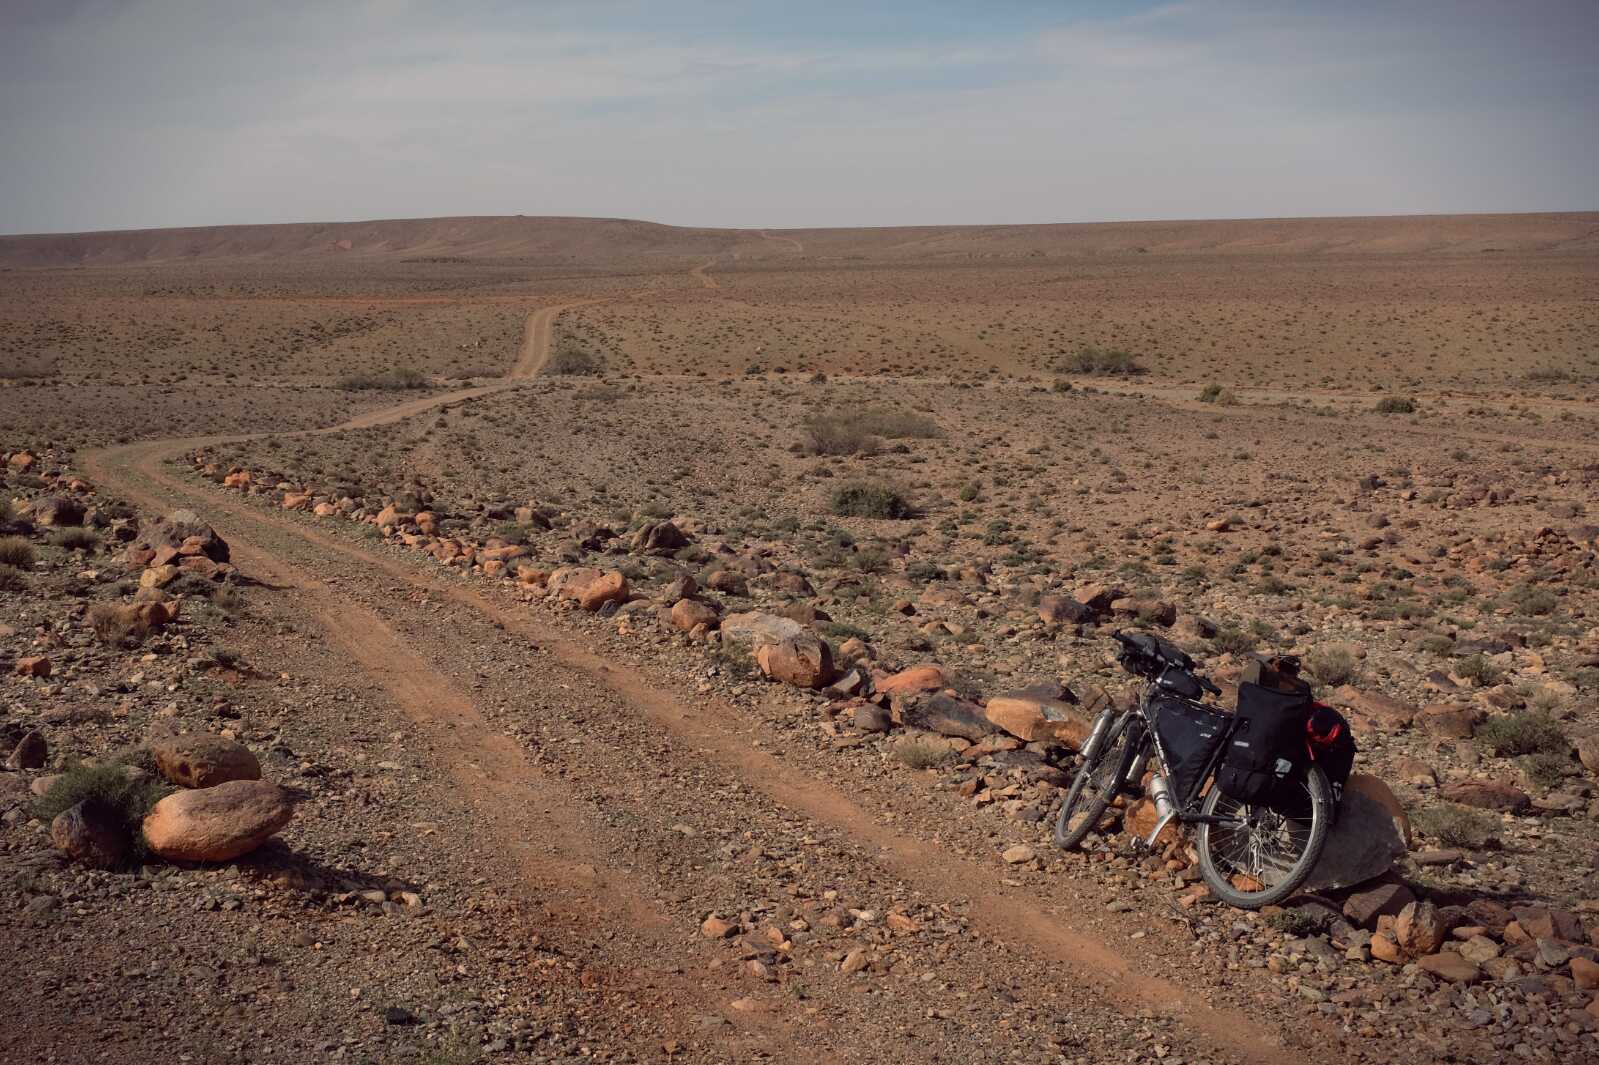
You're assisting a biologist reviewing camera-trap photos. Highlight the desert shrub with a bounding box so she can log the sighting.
[88,602,151,646]
[0,565,25,592]
[820,621,872,642]
[1523,367,1571,383]
[547,348,604,376]
[1417,634,1455,655]
[958,482,979,502]
[0,536,35,568]
[1374,397,1417,414]
[801,413,876,455]
[1066,346,1146,375]
[0,498,12,522]
[715,642,757,681]
[50,528,98,552]
[893,734,953,769]
[1051,378,1073,393]
[1503,583,1558,616]
[34,758,174,863]
[337,368,427,390]
[1209,626,1258,655]
[1197,383,1238,405]
[904,560,943,583]
[1454,653,1505,686]
[1477,711,1566,757]
[1412,803,1497,849]
[1519,751,1571,788]
[831,482,913,520]
[1305,647,1359,688]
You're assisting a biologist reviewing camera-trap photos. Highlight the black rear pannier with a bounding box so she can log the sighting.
[1215,682,1310,805]
[1150,696,1230,805]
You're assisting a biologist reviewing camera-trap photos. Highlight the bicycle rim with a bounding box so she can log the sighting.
[1197,765,1331,909]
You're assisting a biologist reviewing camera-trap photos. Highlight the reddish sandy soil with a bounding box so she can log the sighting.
[2,212,1598,1065]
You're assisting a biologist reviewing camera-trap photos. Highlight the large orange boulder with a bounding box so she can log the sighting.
[149,733,261,789]
[143,780,293,863]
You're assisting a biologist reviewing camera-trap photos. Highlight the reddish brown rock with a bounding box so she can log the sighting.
[1333,686,1417,729]
[1417,952,1480,983]
[1420,702,1480,739]
[1037,596,1093,625]
[876,664,948,696]
[1440,779,1531,813]
[578,570,629,611]
[1395,901,1448,956]
[149,733,262,789]
[756,635,835,689]
[671,598,720,632]
[51,801,129,870]
[142,780,294,863]
[14,656,51,678]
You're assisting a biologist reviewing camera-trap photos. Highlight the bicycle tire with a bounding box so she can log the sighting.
[1196,763,1332,909]
[1053,712,1137,850]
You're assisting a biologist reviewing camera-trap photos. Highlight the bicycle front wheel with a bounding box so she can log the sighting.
[1196,764,1332,909]
[1053,712,1137,850]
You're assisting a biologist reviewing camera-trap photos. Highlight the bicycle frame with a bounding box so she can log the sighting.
[1120,671,1248,848]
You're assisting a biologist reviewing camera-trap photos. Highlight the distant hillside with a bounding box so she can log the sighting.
[1,211,1594,267]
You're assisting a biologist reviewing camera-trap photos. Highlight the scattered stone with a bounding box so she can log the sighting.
[143,780,294,863]
[721,611,806,648]
[7,730,48,770]
[670,598,720,632]
[1001,844,1035,864]
[149,733,262,789]
[755,634,836,689]
[51,801,129,869]
[875,665,948,696]
[14,656,51,678]
[1439,778,1532,813]
[1417,952,1480,984]
[1342,881,1416,928]
[1303,776,1407,891]
[577,570,629,612]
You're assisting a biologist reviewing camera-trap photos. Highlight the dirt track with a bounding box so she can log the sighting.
[74,292,1345,1065]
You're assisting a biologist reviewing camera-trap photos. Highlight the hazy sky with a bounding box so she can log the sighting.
[2,0,1595,234]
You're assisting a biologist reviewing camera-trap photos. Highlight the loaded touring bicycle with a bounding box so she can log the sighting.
[1054,630,1354,909]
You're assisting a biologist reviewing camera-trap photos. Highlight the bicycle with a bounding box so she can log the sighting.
[1053,630,1333,909]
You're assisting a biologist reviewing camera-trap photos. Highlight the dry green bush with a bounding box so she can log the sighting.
[1477,711,1566,757]
[1412,803,1497,849]
[88,602,152,647]
[831,481,913,520]
[0,537,36,567]
[893,734,954,769]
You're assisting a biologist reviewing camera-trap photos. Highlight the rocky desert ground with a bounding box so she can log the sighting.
[3,212,1598,1065]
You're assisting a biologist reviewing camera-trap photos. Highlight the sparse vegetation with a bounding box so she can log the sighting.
[1374,397,1417,414]
[337,368,427,390]
[34,756,174,863]
[1477,710,1566,757]
[830,481,913,520]
[1065,346,1146,375]
[88,602,152,646]
[0,536,36,568]
[892,734,954,769]
[1413,803,1497,849]
[49,527,98,552]
[547,348,605,376]
[1197,383,1238,405]
[1304,646,1359,688]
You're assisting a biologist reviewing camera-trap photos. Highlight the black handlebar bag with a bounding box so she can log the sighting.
[1215,682,1311,806]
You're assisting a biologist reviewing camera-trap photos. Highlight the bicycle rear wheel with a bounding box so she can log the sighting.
[1196,764,1332,909]
[1053,712,1138,850]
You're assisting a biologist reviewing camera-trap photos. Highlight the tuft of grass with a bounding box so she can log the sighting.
[1197,383,1238,405]
[892,735,953,769]
[831,482,913,520]
[34,757,174,863]
[1374,397,1417,414]
[1477,711,1566,757]
[1266,909,1325,937]
[88,602,152,646]
[1066,346,1146,375]
[0,565,25,592]
[1412,803,1497,849]
[49,527,98,552]
[1304,647,1359,688]
[337,368,427,391]
[0,536,35,568]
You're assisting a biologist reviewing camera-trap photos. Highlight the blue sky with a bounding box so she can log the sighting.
[1,0,1594,233]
